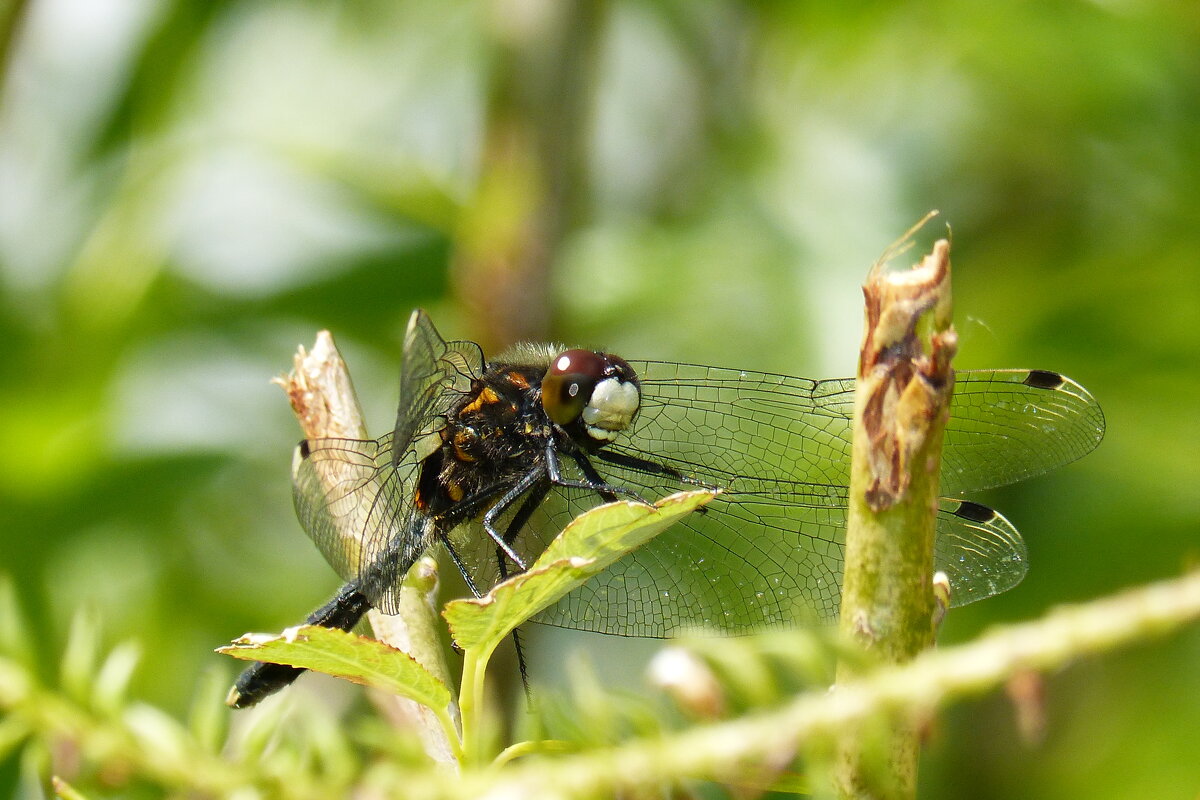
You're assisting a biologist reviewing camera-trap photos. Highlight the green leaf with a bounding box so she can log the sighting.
[93,642,141,715]
[217,625,451,712]
[59,609,101,703]
[445,490,715,653]
[0,575,34,666]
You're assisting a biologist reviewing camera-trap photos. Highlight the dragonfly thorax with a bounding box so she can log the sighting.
[416,363,550,517]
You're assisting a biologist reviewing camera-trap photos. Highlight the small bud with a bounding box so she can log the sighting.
[1005,668,1047,745]
[648,647,725,719]
[932,571,952,635]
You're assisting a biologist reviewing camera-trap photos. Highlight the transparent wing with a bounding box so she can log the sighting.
[392,309,484,462]
[627,364,1105,496]
[291,433,426,611]
[931,499,1027,607]
[452,463,1026,635]
[940,369,1105,494]
[291,310,485,613]
[525,478,852,634]
[451,364,1086,636]
[534,496,1026,634]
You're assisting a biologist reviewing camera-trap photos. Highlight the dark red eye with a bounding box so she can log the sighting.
[542,349,606,425]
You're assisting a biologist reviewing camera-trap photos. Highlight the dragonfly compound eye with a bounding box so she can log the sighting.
[542,349,640,442]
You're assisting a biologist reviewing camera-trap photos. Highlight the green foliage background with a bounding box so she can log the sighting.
[1,1,1197,797]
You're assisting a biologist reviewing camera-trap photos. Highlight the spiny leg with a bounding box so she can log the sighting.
[594,449,715,514]
[480,465,559,572]
[434,476,533,573]
[442,534,482,598]
[437,475,549,669]
[492,478,551,700]
[544,442,646,504]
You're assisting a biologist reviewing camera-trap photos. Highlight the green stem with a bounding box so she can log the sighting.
[457,641,498,766]
[369,556,463,765]
[835,228,957,799]
[434,707,466,765]
[491,739,576,770]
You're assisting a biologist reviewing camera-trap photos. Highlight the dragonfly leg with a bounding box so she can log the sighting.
[493,482,549,700]
[498,479,552,570]
[438,537,481,658]
[594,449,719,489]
[441,535,483,598]
[592,449,714,514]
[543,442,647,504]
[479,466,553,572]
[431,480,531,573]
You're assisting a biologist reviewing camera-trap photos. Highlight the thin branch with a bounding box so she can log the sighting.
[452,1,606,348]
[0,659,324,799]
[408,570,1200,798]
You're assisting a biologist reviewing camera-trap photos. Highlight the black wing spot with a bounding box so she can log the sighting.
[1022,370,1065,390]
[298,439,311,459]
[952,500,997,523]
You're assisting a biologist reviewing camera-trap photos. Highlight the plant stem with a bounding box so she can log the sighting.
[835,226,957,798]
[454,0,605,348]
[457,641,499,766]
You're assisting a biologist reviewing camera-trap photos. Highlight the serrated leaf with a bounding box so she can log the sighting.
[218,625,450,712]
[445,490,715,652]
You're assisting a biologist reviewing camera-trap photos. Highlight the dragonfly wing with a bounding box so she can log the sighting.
[289,310,486,613]
[628,362,1104,496]
[933,499,1027,606]
[628,361,852,488]
[941,370,1105,494]
[517,468,1026,636]
[449,362,1057,636]
[291,433,431,612]
[392,309,484,461]
[531,485,848,635]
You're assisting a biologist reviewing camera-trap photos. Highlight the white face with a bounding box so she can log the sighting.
[540,348,642,445]
[581,377,640,442]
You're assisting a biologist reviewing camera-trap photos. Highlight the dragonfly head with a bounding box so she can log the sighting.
[541,349,640,445]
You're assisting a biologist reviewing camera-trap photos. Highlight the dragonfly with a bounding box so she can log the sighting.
[228,309,1105,707]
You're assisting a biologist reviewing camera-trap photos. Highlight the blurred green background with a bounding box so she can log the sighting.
[1,0,1197,797]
